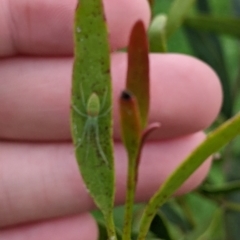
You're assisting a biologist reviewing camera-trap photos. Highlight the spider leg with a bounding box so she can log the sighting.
[85,121,91,162]
[75,117,90,148]
[98,106,111,118]
[72,105,88,117]
[100,87,108,111]
[94,118,109,166]
[80,84,86,107]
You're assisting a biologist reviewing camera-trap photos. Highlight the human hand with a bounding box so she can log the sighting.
[0,0,222,239]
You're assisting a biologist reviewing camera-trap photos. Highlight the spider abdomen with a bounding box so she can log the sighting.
[87,93,100,117]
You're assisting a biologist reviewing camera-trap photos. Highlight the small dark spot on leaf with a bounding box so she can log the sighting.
[121,90,133,100]
[102,13,107,22]
[104,69,110,75]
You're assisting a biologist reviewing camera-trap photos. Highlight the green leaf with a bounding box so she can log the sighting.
[184,1,233,118]
[71,0,115,238]
[200,180,240,195]
[195,209,225,240]
[185,15,240,39]
[150,212,174,240]
[161,201,193,233]
[126,20,150,129]
[166,0,196,38]
[137,112,240,240]
[184,26,233,118]
[224,202,240,212]
[148,14,168,53]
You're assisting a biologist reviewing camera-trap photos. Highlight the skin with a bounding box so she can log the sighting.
[0,0,222,239]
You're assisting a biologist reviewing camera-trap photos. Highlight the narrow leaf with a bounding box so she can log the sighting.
[71,0,115,238]
[184,2,233,118]
[119,90,142,240]
[185,15,240,39]
[195,209,224,240]
[137,112,240,240]
[120,91,142,158]
[148,14,168,53]
[126,20,150,129]
[150,212,174,240]
[184,26,233,118]
[200,180,240,195]
[136,122,160,177]
[166,0,196,38]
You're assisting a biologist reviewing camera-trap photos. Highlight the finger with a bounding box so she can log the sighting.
[112,53,222,139]
[0,54,222,140]
[0,132,211,227]
[0,0,150,56]
[0,214,98,240]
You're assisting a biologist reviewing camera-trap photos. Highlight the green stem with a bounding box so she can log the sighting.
[122,123,160,240]
[105,211,117,240]
[122,157,136,240]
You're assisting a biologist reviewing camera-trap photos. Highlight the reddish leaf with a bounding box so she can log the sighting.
[126,20,150,129]
[119,90,142,239]
[119,90,142,159]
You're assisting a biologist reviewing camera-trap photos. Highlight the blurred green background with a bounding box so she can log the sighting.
[97,0,240,239]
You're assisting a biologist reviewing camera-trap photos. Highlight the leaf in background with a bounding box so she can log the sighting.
[184,26,233,118]
[225,207,240,240]
[195,209,225,240]
[184,0,233,118]
[200,180,240,195]
[161,202,193,233]
[150,212,174,240]
[71,0,115,237]
[166,0,196,38]
[232,0,240,15]
[178,193,219,240]
[185,15,240,39]
[126,20,150,129]
[137,112,240,240]
[151,0,193,54]
[148,14,168,53]
[224,155,240,240]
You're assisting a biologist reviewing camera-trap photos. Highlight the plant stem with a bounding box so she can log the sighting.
[105,211,118,240]
[122,123,160,240]
[122,156,136,240]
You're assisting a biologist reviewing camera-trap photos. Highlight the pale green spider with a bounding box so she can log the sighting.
[72,87,111,166]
